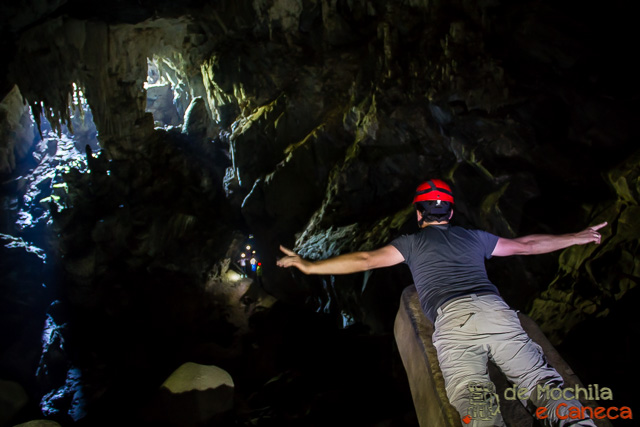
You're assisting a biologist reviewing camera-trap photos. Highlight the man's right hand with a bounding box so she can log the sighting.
[492,221,608,257]
[572,222,607,246]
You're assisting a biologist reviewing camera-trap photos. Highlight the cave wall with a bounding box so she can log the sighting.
[1,0,638,424]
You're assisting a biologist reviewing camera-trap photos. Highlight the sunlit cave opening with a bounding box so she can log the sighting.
[0,82,99,423]
[18,84,100,228]
[2,82,100,243]
[145,56,190,129]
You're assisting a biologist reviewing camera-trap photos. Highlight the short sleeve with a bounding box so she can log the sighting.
[390,234,412,263]
[475,230,499,258]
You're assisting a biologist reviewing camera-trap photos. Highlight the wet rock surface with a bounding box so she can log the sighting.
[1,0,638,425]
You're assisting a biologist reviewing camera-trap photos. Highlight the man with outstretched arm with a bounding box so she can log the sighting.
[277,179,606,427]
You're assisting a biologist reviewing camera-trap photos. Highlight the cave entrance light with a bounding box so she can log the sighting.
[145,56,189,129]
[1,83,97,423]
[1,84,96,422]
[18,83,100,229]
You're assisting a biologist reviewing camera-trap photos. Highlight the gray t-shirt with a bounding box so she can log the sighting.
[390,224,500,322]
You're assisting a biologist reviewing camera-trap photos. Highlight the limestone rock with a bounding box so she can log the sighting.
[528,148,640,344]
[146,83,181,127]
[0,85,36,175]
[40,367,86,422]
[182,96,216,140]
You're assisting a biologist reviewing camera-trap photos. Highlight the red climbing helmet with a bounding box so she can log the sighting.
[413,179,455,204]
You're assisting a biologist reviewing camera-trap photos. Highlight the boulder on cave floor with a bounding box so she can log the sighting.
[12,421,62,427]
[147,362,235,426]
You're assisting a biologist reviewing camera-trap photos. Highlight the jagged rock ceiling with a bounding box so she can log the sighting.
[1,0,638,424]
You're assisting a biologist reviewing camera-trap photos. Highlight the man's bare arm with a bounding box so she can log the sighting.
[276,244,405,275]
[492,222,607,257]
